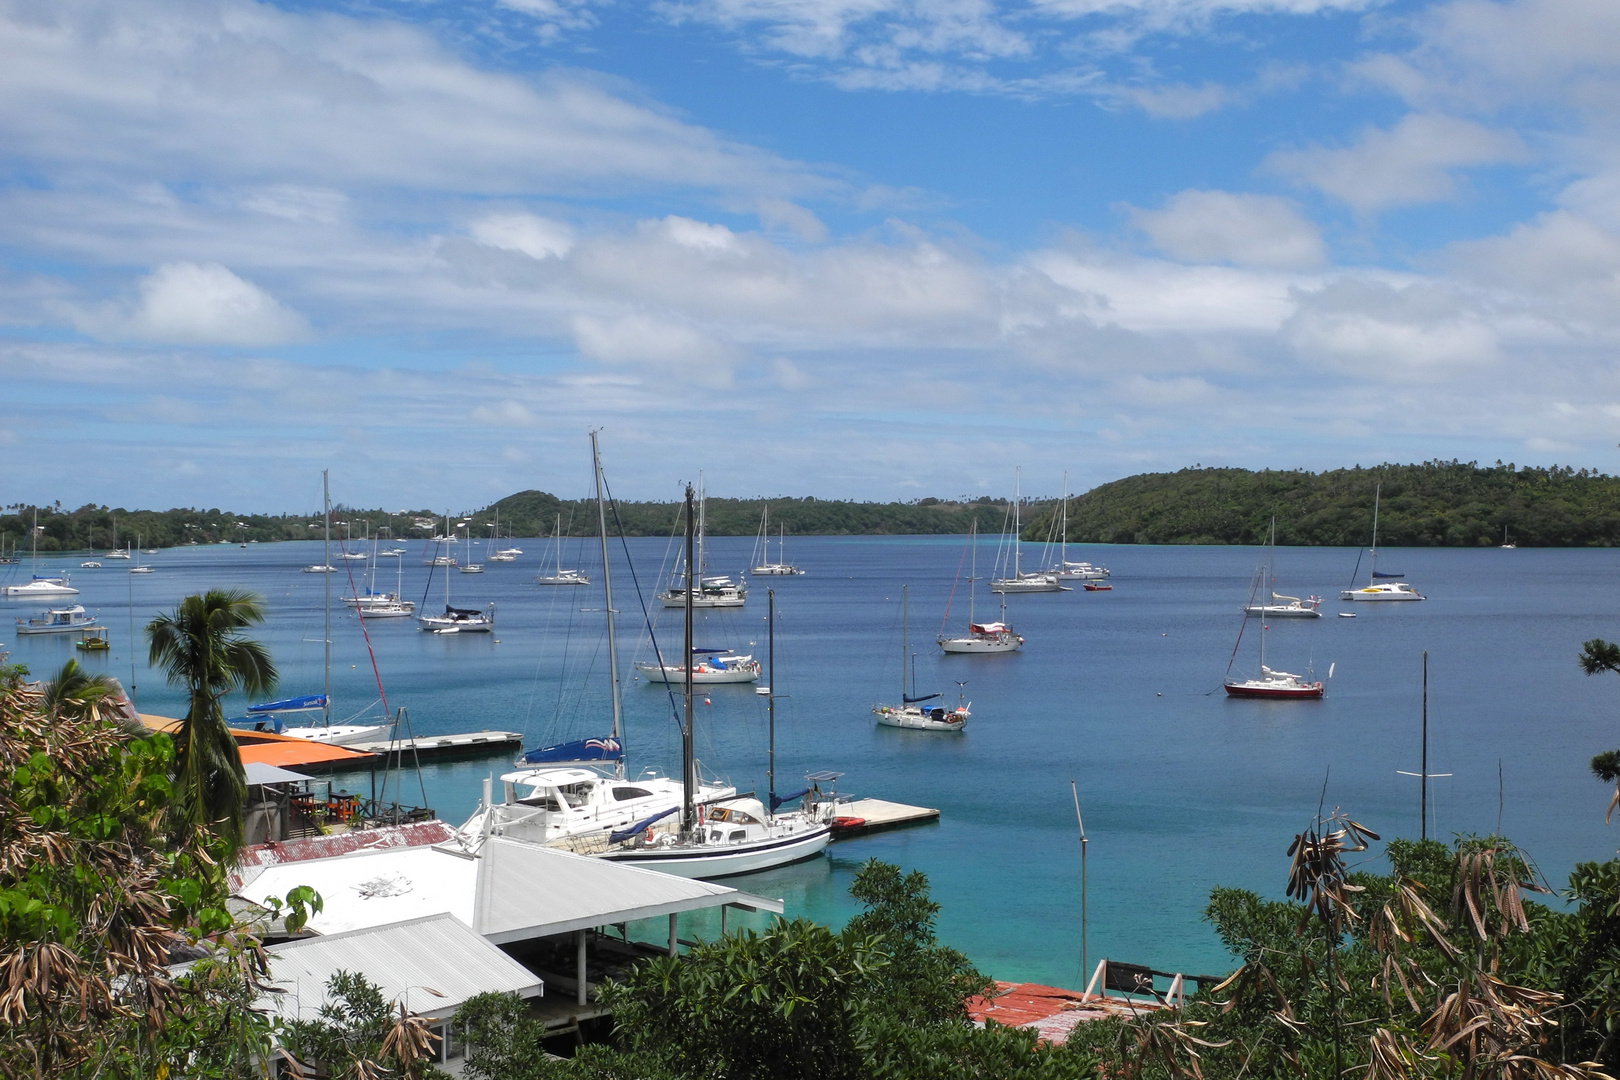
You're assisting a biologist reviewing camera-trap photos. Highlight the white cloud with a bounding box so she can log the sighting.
[1265,113,1529,214]
[1282,277,1500,379]
[1130,190,1326,269]
[469,399,538,426]
[470,214,577,260]
[571,312,740,376]
[107,262,310,346]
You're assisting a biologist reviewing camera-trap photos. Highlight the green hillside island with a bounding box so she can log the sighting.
[1021,461,1620,547]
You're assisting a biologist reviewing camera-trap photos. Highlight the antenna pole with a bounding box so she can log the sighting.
[1072,780,1088,981]
[1421,650,1429,841]
[590,430,624,775]
[323,470,331,728]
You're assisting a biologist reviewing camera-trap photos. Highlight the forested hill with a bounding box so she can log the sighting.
[1021,462,1620,547]
[484,491,1010,538]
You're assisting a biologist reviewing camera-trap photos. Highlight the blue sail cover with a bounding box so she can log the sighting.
[1371,571,1405,579]
[610,806,676,843]
[522,736,622,765]
[247,694,327,714]
[902,692,941,705]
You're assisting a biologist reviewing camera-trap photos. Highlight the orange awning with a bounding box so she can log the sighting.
[136,712,374,771]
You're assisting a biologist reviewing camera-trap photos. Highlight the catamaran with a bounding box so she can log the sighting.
[1340,484,1425,602]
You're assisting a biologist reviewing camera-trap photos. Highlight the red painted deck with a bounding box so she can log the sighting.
[967,982,1166,1045]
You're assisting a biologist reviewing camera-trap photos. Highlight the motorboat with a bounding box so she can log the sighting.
[16,604,102,635]
[76,627,110,651]
[1082,582,1113,591]
[635,649,761,684]
[877,585,969,731]
[338,551,367,561]
[1224,666,1324,699]
[128,566,155,575]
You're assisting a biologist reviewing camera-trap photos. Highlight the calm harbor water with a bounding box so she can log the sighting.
[7,536,1619,987]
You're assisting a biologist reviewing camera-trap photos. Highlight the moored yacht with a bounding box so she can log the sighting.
[16,604,102,635]
[3,576,79,598]
[634,649,762,684]
[1224,666,1324,699]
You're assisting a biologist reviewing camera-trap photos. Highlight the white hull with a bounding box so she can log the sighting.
[460,565,484,574]
[990,575,1065,593]
[128,567,154,575]
[302,565,337,574]
[600,824,831,878]
[487,553,517,562]
[105,551,130,560]
[659,591,747,608]
[3,580,79,598]
[1245,604,1322,618]
[17,605,102,635]
[357,603,416,618]
[751,565,803,576]
[1340,584,1425,601]
[634,659,761,684]
[279,723,391,746]
[873,703,968,731]
[536,572,589,586]
[417,606,495,632]
[1052,563,1110,580]
[938,633,1022,654]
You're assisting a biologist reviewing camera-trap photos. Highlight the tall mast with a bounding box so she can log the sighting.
[696,472,706,582]
[767,588,776,811]
[969,520,977,627]
[1013,468,1022,578]
[681,484,697,836]
[590,430,624,776]
[1060,472,1069,570]
[900,584,909,698]
[1369,483,1381,586]
[322,470,331,727]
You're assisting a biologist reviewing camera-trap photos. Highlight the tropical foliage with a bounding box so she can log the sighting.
[1023,461,1620,546]
[278,970,448,1080]
[147,589,277,853]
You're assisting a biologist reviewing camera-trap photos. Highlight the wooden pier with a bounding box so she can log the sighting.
[829,798,939,839]
[350,729,523,763]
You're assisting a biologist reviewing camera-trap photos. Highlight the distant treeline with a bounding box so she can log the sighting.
[9,460,1617,553]
[1021,461,1620,546]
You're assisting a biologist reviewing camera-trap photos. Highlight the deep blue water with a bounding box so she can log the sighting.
[7,537,1619,987]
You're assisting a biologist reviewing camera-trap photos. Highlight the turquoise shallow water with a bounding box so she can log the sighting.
[7,536,1620,987]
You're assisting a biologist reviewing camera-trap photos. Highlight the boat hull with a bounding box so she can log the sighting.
[1224,681,1324,699]
[1244,605,1321,618]
[17,620,102,635]
[659,592,747,608]
[634,662,761,684]
[536,573,589,586]
[873,704,968,731]
[990,577,1064,594]
[751,565,804,576]
[600,826,831,878]
[3,581,79,598]
[1339,588,1424,601]
[938,634,1022,654]
[279,723,392,746]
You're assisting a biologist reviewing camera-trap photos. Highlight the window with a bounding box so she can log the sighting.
[612,786,653,802]
[728,830,747,843]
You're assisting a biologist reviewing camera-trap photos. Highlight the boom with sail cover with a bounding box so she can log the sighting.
[521,737,623,765]
[247,694,328,714]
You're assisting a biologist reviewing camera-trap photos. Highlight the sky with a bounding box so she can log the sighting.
[3,0,1619,511]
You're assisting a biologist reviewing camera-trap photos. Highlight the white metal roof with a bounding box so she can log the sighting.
[473,837,782,944]
[262,913,541,1022]
[235,837,782,943]
[243,762,313,786]
[239,845,478,935]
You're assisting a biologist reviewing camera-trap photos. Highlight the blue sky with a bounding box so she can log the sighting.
[3,0,1618,511]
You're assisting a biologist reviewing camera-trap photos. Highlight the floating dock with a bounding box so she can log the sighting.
[350,730,523,763]
[829,798,939,839]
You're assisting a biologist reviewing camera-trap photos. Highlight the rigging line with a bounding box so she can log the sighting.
[417,532,439,610]
[338,534,390,717]
[938,530,970,636]
[1225,567,1264,678]
[603,474,685,730]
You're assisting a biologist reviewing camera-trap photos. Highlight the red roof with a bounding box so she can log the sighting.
[967,982,1166,1045]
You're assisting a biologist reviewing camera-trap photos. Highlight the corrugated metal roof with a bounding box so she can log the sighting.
[240,845,478,934]
[243,762,312,786]
[263,913,541,1022]
[231,821,458,892]
[473,837,783,944]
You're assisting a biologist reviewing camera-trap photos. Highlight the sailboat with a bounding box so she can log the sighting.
[1340,484,1425,602]
[2,509,79,597]
[459,522,485,574]
[344,535,416,618]
[459,433,735,852]
[253,472,392,746]
[1500,526,1516,550]
[875,585,970,730]
[105,513,129,559]
[127,536,155,574]
[1045,473,1110,581]
[601,508,831,878]
[1225,564,1325,699]
[418,515,494,632]
[939,522,1023,653]
[750,507,804,576]
[991,470,1064,594]
[1244,518,1322,618]
[535,514,589,586]
[487,511,518,562]
[658,480,746,608]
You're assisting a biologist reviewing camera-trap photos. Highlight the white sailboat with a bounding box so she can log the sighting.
[418,514,494,632]
[105,513,130,559]
[260,472,392,746]
[1340,484,1425,602]
[459,433,735,853]
[601,509,831,878]
[750,507,804,576]
[939,522,1023,653]
[991,470,1065,594]
[658,481,747,608]
[635,649,762,685]
[1046,473,1109,581]
[345,538,416,618]
[2,509,79,597]
[875,585,970,730]
[535,514,589,586]
[1244,518,1322,618]
[487,511,518,562]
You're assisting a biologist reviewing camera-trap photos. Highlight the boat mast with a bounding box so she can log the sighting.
[1369,483,1381,586]
[322,470,331,728]
[1060,471,1069,571]
[969,520,978,628]
[590,430,625,777]
[681,483,697,837]
[901,584,909,699]
[767,587,776,811]
[1013,468,1022,578]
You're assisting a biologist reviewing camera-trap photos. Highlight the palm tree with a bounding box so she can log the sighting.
[42,657,121,724]
[147,589,277,851]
